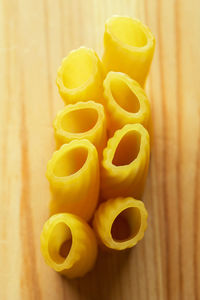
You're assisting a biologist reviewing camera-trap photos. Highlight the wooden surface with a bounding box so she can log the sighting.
[0,0,200,299]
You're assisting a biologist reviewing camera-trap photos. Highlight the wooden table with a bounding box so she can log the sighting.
[0,0,200,299]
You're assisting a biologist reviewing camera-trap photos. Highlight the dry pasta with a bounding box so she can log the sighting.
[40,213,98,278]
[93,197,148,250]
[41,15,155,277]
[103,71,150,135]
[101,123,150,200]
[57,47,104,104]
[54,101,107,156]
[102,15,155,86]
[46,139,99,221]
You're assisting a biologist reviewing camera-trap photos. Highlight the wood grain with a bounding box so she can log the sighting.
[0,0,200,299]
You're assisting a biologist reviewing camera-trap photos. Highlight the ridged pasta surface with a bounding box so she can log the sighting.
[54,101,107,156]
[102,16,155,86]
[103,71,150,135]
[46,139,99,221]
[101,124,150,200]
[41,15,155,278]
[41,213,98,278]
[57,47,104,104]
[93,197,148,250]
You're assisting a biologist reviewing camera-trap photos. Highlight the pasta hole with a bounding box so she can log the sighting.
[110,78,140,113]
[54,147,88,177]
[48,222,72,264]
[59,239,72,259]
[61,108,98,133]
[111,207,141,242]
[109,17,147,47]
[62,50,95,89]
[112,131,141,166]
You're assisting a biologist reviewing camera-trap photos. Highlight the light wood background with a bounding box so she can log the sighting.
[0,0,200,299]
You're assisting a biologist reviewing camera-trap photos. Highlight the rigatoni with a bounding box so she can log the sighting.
[57,47,104,104]
[101,124,150,200]
[103,71,150,135]
[93,197,148,250]
[46,139,99,221]
[41,16,155,277]
[54,101,107,156]
[40,213,98,278]
[102,16,155,86]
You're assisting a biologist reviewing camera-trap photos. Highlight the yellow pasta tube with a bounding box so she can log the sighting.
[56,47,104,104]
[40,213,98,278]
[103,71,150,135]
[93,197,148,250]
[46,139,99,221]
[53,101,107,156]
[102,15,155,86]
[101,124,150,200]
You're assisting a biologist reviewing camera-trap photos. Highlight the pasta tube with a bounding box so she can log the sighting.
[53,101,107,156]
[46,139,99,221]
[93,197,148,250]
[102,16,155,86]
[41,213,98,278]
[101,124,150,200]
[57,47,104,104]
[103,71,150,135]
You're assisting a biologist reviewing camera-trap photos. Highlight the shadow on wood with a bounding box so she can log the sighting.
[63,248,132,300]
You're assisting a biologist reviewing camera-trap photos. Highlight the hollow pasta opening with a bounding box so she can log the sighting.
[111,207,141,242]
[62,50,95,89]
[110,78,140,113]
[112,131,141,166]
[48,222,72,264]
[54,147,88,177]
[61,108,98,133]
[109,17,147,47]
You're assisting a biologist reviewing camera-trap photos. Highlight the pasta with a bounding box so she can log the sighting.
[40,16,154,277]
[40,213,98,278]
[101,123,150,200]
[46,139,99,221]
[57,47,104,104]
[103,71,150,135]
[102,16,155,86]
[93,197,148,250]
[53,101,107,156]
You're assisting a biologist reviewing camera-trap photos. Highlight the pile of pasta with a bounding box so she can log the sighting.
[40,15,155,279]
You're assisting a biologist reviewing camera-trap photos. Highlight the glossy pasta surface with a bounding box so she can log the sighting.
[54,101,107,156]
[46,139,99,221]
[101,123,150,200]
[57,47,104,104]
[103,71,150,135]
[41,213,98,278]
[93,197,148,250]
[102,15,155,86]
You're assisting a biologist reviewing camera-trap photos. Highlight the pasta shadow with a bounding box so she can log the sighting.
[64,247,132,300]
